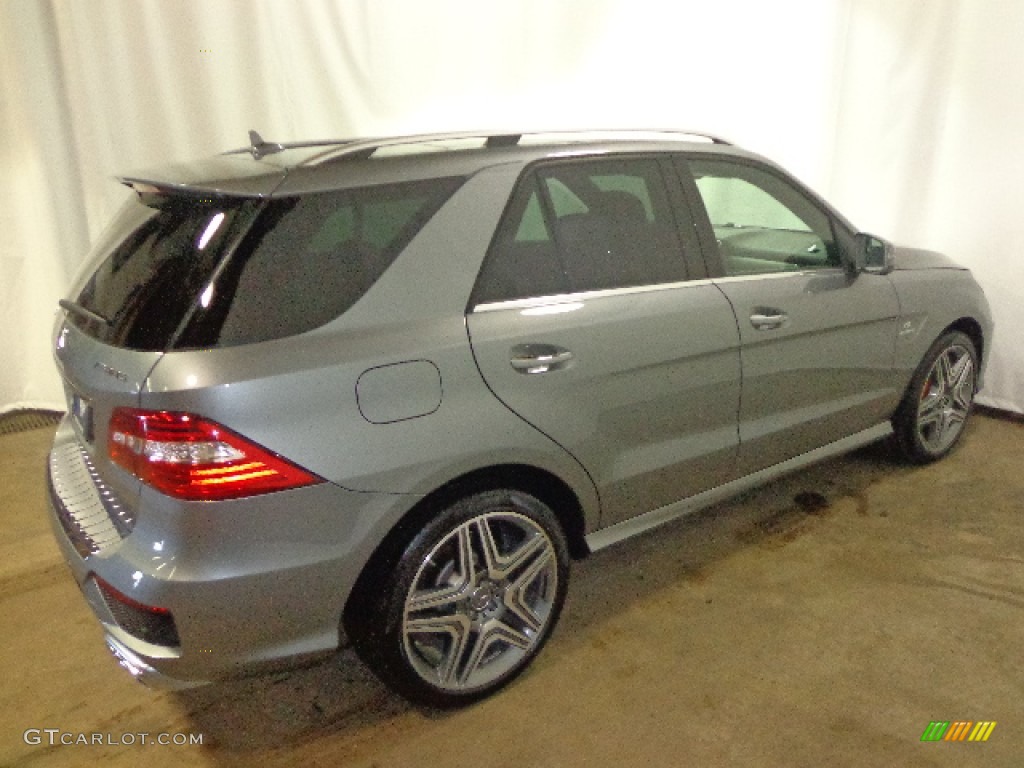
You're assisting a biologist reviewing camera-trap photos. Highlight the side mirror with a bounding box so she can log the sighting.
[852,233,895,275]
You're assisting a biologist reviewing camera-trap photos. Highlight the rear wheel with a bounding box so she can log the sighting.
[349,489,569,707]
[893,330,978,463]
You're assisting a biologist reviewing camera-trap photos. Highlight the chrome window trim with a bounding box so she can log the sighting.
[471,268,843,314]
[472,280,711,314]
[710,266,845,284]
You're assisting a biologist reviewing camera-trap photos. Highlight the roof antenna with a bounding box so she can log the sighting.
[248,130,284,159]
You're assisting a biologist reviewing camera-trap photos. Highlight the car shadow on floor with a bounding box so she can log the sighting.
[171,428,948,751]
[174,647,410,750]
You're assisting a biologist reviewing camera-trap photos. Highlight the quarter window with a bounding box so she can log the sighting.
[473,158,689,304]
[178,178,463,348]
[688,159,839,276]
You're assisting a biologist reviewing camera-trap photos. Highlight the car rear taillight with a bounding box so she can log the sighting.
[108,408,323,500]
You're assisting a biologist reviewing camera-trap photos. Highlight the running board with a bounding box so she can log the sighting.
[585,422,893,552]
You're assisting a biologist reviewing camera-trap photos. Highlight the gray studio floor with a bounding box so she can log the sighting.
[3,411,1022,767]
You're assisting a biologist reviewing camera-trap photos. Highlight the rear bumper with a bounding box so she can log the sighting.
[105,635,207,691]
[45,417,415,685]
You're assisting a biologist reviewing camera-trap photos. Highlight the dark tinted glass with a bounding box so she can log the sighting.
[473,158,687,305]
[179,177,463,347]
[69,177,462,350]
[69,195,258,350]
[471,176,570,304]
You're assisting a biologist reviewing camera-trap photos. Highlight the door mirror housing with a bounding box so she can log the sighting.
[851,233,895,275]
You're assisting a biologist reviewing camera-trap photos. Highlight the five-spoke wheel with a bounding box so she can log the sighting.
[894,330,978,463]
[346,331,981,707]
[347,489,568,707]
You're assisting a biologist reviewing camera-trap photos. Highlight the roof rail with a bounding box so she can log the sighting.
[223,133,368,159]
[302,129,732,164]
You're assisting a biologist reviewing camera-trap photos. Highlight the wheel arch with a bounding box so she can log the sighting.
[342,462,589,639]
[946,316,985,383]
[892,321,981,464]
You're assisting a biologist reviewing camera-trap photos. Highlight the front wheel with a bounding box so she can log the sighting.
[349,489,569,708]
[893,330,978,463]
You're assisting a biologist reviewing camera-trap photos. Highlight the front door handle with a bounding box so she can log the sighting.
[509,344,574,374]
[750,308,790,331]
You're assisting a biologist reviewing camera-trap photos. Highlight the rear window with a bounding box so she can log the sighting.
[69,195,259,350]
[68,177,463,350]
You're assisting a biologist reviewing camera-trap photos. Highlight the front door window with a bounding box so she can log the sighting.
[688,159,838,276]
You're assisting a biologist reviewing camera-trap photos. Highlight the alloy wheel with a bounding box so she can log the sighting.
[401,510,559,692]
[916,343,975,455]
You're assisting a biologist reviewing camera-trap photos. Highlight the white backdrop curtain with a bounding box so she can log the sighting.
[2,0,1022,415]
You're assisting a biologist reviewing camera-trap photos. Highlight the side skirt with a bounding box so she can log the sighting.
[584,422,893,552]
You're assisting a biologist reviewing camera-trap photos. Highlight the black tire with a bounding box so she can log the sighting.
[893,330,978,464]
[347,488,569,708]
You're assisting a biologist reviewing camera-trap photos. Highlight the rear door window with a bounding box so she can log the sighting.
[473,158,690,305]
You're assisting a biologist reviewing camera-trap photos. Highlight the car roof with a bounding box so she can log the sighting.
[118,129,762,198]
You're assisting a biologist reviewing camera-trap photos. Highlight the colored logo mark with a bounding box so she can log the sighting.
[921,721,996,742]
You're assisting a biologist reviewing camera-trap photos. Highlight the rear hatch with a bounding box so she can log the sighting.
[51,165,277,555]
[53,151,464,538]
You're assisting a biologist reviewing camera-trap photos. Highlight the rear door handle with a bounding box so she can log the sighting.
[749,309,790,331]
[509,344,574,374]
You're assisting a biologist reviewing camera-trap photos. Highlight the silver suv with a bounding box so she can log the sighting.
[48,130,992,707]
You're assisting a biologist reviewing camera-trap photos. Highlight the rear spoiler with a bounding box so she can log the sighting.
[118,152,288,198]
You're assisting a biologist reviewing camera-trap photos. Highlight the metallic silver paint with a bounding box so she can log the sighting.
[585,422,894,552]
[356,360,442,424]
[46,130,994,691]
[712,269,901,474]
[468,281,741,527]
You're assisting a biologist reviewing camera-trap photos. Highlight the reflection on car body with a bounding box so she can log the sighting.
[48,129,992,707]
